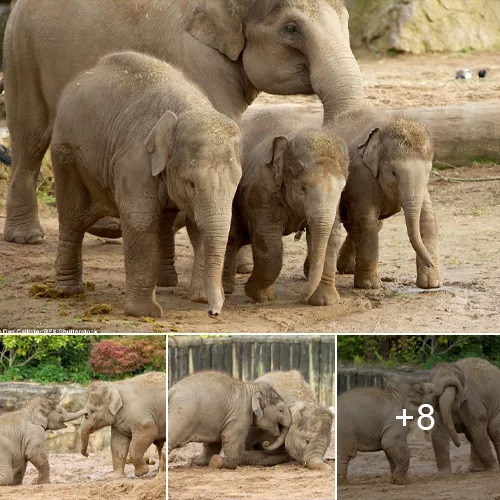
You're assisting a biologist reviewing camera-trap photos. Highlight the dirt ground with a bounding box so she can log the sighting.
[1,52,499,333]
[339,428,500,500]
[1,453,165,500]
[168,424,335,500]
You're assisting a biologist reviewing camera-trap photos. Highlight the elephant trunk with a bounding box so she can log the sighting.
[438,386,461,448]
[80,426,91,457]
[401,193,434,268]
[61,408,87,422]
[306,10,364,122]
[302,211,336,300]
[196,195,234,317]
[305,456,332,471]
[262,425,289,451]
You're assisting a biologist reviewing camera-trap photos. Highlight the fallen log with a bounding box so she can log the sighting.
[245,101,500,167]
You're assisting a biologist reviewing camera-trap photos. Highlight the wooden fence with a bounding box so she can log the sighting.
[168,335,335,406]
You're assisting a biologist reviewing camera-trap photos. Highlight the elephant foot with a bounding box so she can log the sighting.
[437,467,452,478]
[468,464,485,473]
[337,253,355,275]
[391,476,410,485]
[416,267,441,289]
[222,278,235,295]
[354,273,381,289]
[244,281,275,303]
[108,470,126,480]
[188,455,211,467]
[4,219,45,245]
[307,283,340,306]
[208,455,224,469]
[124,298,163,318]
[337,477,349,486]
[134,462,150,477]
[236,247,253,274]
[57,281,84,296]
[157,270,178,287]
[189,282,208,304]
[35,477,51,485]
[86,216,122,239]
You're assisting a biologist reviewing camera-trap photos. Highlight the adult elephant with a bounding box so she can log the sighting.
[3,0,363,245]
[429,357,500,476]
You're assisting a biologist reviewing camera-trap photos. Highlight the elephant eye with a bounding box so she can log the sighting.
[283,23,299,35]
[301,186,307,194]
[305,439,310,444]
[392,171,397,177]
[185,180,195,189]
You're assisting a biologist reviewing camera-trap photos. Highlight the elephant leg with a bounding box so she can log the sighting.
[129,423,158,477]
[26,445,51,484]
[336,452,353,485]
[431,421,452,477]
[3,85,49,245]
[308,216,342,306]
[190,443,222,466]
[186,216,207,304]
[337,230,355,275]
[222,242,239,294]
[154,438,165,464]
[351,215,382,289]
[239,449,290,466]
[208,423,247,470]
[12,461,28,485]
[157,209,179,287]
[110,428,131,479]
[121,218,163,318]
[469,442,485,472]
[236,245,253,274]
[468,422,499,471]
[383,445,410,484]
[416,191,441,289]
[0,453,14,485]
[244,225,283,303]
[54,155,101,296]
[488,419,500,467]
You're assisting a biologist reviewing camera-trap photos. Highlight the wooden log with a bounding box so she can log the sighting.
[396,102,500,166]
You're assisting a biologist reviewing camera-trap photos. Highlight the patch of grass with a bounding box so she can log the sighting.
[459,46,475,54]
[468,157,500,166]
[29,283,61,299]
[84,281,96,291]
[36,191,56,205]
[89,303,113,315]
[471,210,484,217]
[0,276,5,289]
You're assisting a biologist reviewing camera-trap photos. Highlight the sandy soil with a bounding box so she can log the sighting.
[339,428,500,500]
[1,52,499,333]
[168,425,335,500]
[2,453,165,500]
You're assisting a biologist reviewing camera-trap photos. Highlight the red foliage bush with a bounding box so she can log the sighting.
[89,337,165,376]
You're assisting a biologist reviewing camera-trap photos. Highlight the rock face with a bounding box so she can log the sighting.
[346,0,500,54]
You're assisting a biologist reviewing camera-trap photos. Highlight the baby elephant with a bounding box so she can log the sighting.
[187,109,349,305]
[168,371,291,469]
[51,51,242,318]
[338,382,438,484]
[0,396,86,485]
[332,108,441,290]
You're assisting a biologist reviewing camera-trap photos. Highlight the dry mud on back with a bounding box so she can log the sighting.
[1,453,165,500]
[339,430,500,500]
[1,52,499,332]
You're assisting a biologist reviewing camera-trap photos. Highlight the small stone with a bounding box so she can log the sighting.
[478,69,487,78]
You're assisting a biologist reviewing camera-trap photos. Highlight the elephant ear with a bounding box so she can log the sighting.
[264,136,289,188]
[107,386,123,416]
[145,111,178,177]
[289,401,307,427]
[358,128,381,177]
[186,0,246,62]
[251,391,264,420]
[32,401,51,428]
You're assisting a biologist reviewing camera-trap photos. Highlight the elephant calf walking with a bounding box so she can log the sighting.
[168,371,291,469]
[80,372,166,479]
[337,382,439,484]
[0,396,86,486]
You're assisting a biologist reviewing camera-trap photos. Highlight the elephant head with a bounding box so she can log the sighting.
[27,396,87,430]
[145,110,242,316]
[357,116,436,269]
[265,128,348,299]
[80,382,123,457]
[187,0,364,120]
[252,386,292,449]
[267,402,333,470]
[428,363,468,448]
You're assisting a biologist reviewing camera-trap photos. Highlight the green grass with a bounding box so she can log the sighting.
[468,157,500,166]
[37,191,56,205]
[0,276,5,289]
